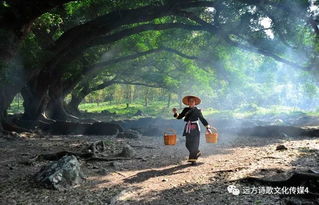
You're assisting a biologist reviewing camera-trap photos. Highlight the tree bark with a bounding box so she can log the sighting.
[66,78,116,115]
[178,92,183,109]
[144,88,149,107]
[21,3,211,120]
[65,80,91,115]
[0,30,21,65]
[0,0,79,126]
[45,83,69,121]
[0,88,13,133]
[66,94,83,115]
[0,88,25,133]
[167,93,171,108]
[21,80,49,121]
[24,2,213,116]
[0,0,78,70]
[0,66,31,132]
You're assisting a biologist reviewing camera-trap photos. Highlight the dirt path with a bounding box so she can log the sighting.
[0,132,318,205]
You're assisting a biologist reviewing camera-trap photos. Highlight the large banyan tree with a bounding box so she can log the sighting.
[0,0,318,133]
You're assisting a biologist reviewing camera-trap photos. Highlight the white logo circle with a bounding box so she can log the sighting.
[227,185,240,195]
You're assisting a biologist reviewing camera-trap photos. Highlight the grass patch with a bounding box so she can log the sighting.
[7,98,319,121]
[79,101,182,118]
[79,102,314,120]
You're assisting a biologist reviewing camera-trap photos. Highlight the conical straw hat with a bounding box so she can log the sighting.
[182,95,201,105]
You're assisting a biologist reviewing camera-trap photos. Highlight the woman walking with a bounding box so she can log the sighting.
[172,96,216,165]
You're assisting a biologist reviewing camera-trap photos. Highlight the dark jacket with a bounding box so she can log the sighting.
[174,107,208,126]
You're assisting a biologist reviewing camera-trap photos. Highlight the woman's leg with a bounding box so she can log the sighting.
[185,129,200,161]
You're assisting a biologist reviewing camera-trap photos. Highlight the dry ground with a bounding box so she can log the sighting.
[0,132,318,205]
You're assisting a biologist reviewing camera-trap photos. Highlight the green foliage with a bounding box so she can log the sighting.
[5,0,319,119]
[7,94,24,114]
[79,101,180,118]
[77,100,319,121]
[303,82,318,98]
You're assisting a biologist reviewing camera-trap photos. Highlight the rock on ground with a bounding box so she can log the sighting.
[133,110,144,116]
[118,144,135,158]
[34,155,85,190]
[116,129,141,139]
[276,144,288,151]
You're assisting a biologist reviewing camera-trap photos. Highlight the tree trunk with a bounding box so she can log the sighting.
[178,92,183,109]
[130,85,134,104]
[65,79,116,115]
[46,97,74,121]
[0,64,31,132]
[0,88,12,133]
[0,30,21,64]
[21,81,49,121]
[46,86,69,121]
[0,120,3,134]
[144,95,148,107]
[0,85,23,133]
[167,93,171,108]
[66,94,82,115]
[144,88,149,107]
[65,82,90,116]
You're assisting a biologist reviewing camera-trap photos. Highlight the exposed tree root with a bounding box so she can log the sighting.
[86,156,142,161]
[32,151,140,162]
[128,145,156,149]
[2,121,31,133]
[212,167,247,173]
[39,113,57,123]
[34,151,93,161]
[31,140,140,163]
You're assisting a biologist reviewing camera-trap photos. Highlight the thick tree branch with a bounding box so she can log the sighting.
[224,36,310,70]
[89,23,208,47]
[112,80,165,88]
[161,47,198,60]
[90,79,164,94]
[176,10,312,70]
[52,22,207,81]
[308,17,319,37]
[48,1,216,65]
[1,0,78,31]
[63,47,195,98]
[85,47,198,76]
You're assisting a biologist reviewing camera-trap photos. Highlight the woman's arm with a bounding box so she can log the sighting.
[174,108,188,119]
[197,109,209,126]
[198,109,218,131]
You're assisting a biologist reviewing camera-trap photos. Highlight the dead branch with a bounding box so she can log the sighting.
[34,151,93,161]
[33,150,142,162]
[129,145,156,149]
[212,167,247,173]
[86,157,143,162]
